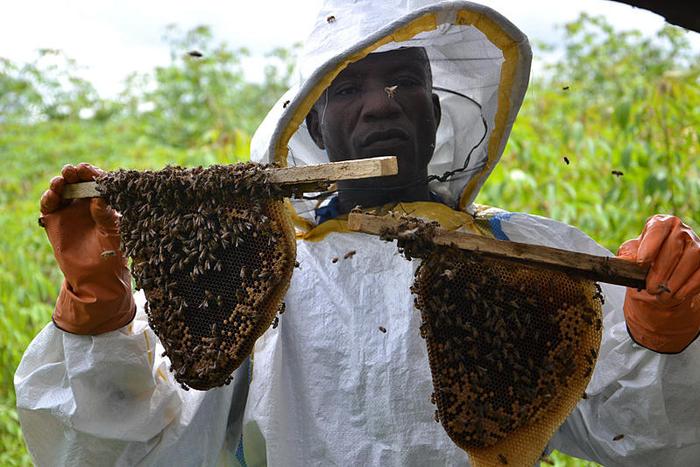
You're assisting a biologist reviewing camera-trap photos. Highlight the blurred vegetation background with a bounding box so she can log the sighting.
[1,15,697,466]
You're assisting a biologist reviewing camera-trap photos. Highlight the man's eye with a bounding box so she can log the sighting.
[335,85,359,96]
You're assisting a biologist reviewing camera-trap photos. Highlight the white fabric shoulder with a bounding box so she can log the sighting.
[14,291,246,467]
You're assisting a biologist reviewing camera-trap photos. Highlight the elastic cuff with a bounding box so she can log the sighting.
[625,323,700,354]
[53,303,136,335]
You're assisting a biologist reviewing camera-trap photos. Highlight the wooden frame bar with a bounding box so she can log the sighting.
[348,212,648,289]
[62,156,398,199]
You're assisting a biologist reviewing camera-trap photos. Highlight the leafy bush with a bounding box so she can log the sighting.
[0,49,98,123]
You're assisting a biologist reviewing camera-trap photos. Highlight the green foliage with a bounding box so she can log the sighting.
[120,24,297,148]
[0,15,698,466]
[0,49,98,122]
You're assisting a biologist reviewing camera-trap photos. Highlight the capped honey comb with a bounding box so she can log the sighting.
[386,218,602,466]
[97,163,296,390]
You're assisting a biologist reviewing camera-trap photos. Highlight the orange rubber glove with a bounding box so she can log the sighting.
[617,215,700,353]
[40,163,135,335]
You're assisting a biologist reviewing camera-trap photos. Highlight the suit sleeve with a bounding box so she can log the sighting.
[498,213,700,465]
[14,291,248,467]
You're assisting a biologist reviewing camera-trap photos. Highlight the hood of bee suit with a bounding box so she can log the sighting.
[250,0,532,224]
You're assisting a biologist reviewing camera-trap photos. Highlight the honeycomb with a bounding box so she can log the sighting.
[97,164,296,390]
[385,218,603,466]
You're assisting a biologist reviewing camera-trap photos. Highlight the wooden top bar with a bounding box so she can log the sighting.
[348,212,648,289]
[62,156,398,199]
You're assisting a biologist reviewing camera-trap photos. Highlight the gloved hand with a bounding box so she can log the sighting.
[40,163,135,335]
[617,215,700,353]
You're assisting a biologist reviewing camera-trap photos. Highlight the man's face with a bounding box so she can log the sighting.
[306,47,441,189]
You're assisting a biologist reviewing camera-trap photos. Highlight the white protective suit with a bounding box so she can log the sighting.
[15,1,700,466]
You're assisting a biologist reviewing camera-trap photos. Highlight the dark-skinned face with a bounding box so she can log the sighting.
[306,47,441,209]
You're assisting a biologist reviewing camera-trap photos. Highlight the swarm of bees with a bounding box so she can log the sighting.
[96,163,296,390]
[383,217,603,466]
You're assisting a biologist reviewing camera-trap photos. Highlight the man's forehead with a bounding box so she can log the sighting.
[336,47,431,80]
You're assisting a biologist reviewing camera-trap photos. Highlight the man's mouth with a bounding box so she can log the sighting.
[361,128,409,148]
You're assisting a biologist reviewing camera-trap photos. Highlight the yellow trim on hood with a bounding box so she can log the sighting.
[275,6,523,220]
[456,10,520,209]
[285,199,315,232]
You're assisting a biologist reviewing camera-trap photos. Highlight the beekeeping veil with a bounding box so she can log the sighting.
[251,0,532,222]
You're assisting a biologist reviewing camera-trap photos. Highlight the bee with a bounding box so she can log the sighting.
[582,392,588,400]
[613,434,624,441]
[271,317,279,329]
[331,257,339,263]
[441,269,454,280]
[378,326,387,333]
[612,170,624,177]
[326,15,336,23]
[563,156,570,165]
[343,250,356,259]
[562,85,570,91]
[283,100,290,109]
[384,85,398,99]
[595,318,602,331]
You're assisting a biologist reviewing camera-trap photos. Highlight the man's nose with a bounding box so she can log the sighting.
[360,86,401,121]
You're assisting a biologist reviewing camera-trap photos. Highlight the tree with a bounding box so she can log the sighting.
[121,25,297,148]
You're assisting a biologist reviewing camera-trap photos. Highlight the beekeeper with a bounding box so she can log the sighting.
[16,1,700,466]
